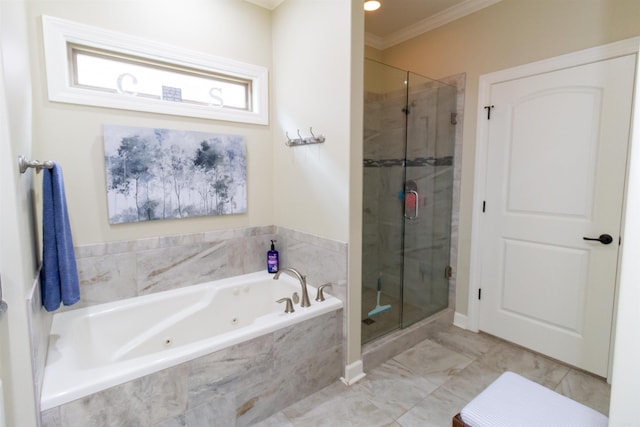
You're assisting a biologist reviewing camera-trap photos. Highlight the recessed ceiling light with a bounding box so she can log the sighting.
[364,0,381,12]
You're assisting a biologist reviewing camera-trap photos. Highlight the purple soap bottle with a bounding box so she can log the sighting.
[267,240,279,273]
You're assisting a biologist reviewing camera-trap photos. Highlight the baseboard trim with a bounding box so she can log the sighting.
[453,312,469,330]
[340,360,366,386]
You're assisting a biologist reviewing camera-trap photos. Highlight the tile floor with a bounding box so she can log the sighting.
[254,312,611,426]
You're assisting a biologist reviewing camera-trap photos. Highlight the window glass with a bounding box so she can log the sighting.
[72,47,250,110]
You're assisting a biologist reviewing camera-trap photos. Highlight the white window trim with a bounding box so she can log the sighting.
[41,15,269,125]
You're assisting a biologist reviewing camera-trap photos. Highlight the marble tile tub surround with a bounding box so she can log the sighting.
[37,226,348,425]
[27,274,53,421]
[72,225,347,310]
[257,310,610,427]
[72,226,275,309]
[41,309,344,427]
[274,227,348,305]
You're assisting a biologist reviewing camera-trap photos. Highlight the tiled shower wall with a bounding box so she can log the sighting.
[404,81,457,312]
[440,73,465,309]
[362,89,405,303]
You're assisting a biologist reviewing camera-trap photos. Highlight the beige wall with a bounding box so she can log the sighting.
[272,0,360,364]
[365,44,382,61]
[1,1,39,425]
[27,0,274,246]
[377,0,640,315]
[272,0,353,243]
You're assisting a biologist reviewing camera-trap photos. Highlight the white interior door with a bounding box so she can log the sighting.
[0,32,9,427]
[478,54,636,376]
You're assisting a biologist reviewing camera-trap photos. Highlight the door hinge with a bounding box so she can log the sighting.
[482,201,486,212]
[445,265,453,279]
[484,105,494,120]
[478,288,482,300]
[451,112,458,125]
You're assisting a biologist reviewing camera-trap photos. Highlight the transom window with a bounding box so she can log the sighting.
[70,45,251,111]
[42,16,268,124]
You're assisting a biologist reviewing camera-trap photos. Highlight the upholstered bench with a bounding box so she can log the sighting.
[452,371,608,427]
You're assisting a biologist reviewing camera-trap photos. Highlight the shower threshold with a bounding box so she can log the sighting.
[362,308,453,372]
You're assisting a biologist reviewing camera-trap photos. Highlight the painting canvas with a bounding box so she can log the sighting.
[104,124,247,224]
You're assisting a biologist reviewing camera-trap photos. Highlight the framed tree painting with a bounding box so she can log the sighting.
[104,124,247,224]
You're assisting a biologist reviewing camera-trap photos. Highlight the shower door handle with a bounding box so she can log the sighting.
[404,190,419,220]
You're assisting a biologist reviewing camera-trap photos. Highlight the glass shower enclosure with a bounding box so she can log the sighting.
[362,59,456,344]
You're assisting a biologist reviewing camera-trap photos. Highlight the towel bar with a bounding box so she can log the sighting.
[18,155,54,174]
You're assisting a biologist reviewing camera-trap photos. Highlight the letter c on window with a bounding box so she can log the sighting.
[117,73,138,96]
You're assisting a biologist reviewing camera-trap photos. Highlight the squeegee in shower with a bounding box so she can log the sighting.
[368,274,391,317]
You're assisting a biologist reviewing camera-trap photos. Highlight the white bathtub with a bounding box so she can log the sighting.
[40,271,342,411]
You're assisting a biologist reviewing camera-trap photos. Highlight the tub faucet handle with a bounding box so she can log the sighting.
[276,297,295,313]
[315,283,332,302]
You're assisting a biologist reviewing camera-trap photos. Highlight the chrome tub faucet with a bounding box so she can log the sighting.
[273,268,311,307]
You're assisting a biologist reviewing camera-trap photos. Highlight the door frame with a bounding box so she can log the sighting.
[467,36,640,379]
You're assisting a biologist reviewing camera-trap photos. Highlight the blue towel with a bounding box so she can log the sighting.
[41,163,80,311]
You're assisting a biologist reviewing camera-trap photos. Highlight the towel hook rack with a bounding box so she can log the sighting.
[285,127,326,147]
[18,155,54,174]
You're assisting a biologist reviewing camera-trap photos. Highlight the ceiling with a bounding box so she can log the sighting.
[365,0,502,50]
[245,0,503,51]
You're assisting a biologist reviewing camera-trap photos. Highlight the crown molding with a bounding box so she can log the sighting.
[364,32,385,50]
[366,0,503,50]
[244,0,285,10]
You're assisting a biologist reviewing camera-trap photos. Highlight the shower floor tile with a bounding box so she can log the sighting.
[361,287,444,344]
[254,317,611,427]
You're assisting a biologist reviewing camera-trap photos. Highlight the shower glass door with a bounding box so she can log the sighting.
[362,60,407,341]
[362,59,456,343]
[402,72,456,328]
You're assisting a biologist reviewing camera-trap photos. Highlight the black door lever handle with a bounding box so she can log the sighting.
[583,234,613,245]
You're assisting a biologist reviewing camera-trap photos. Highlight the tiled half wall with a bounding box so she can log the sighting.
[34,225,348,426]
[71,226,347,310]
